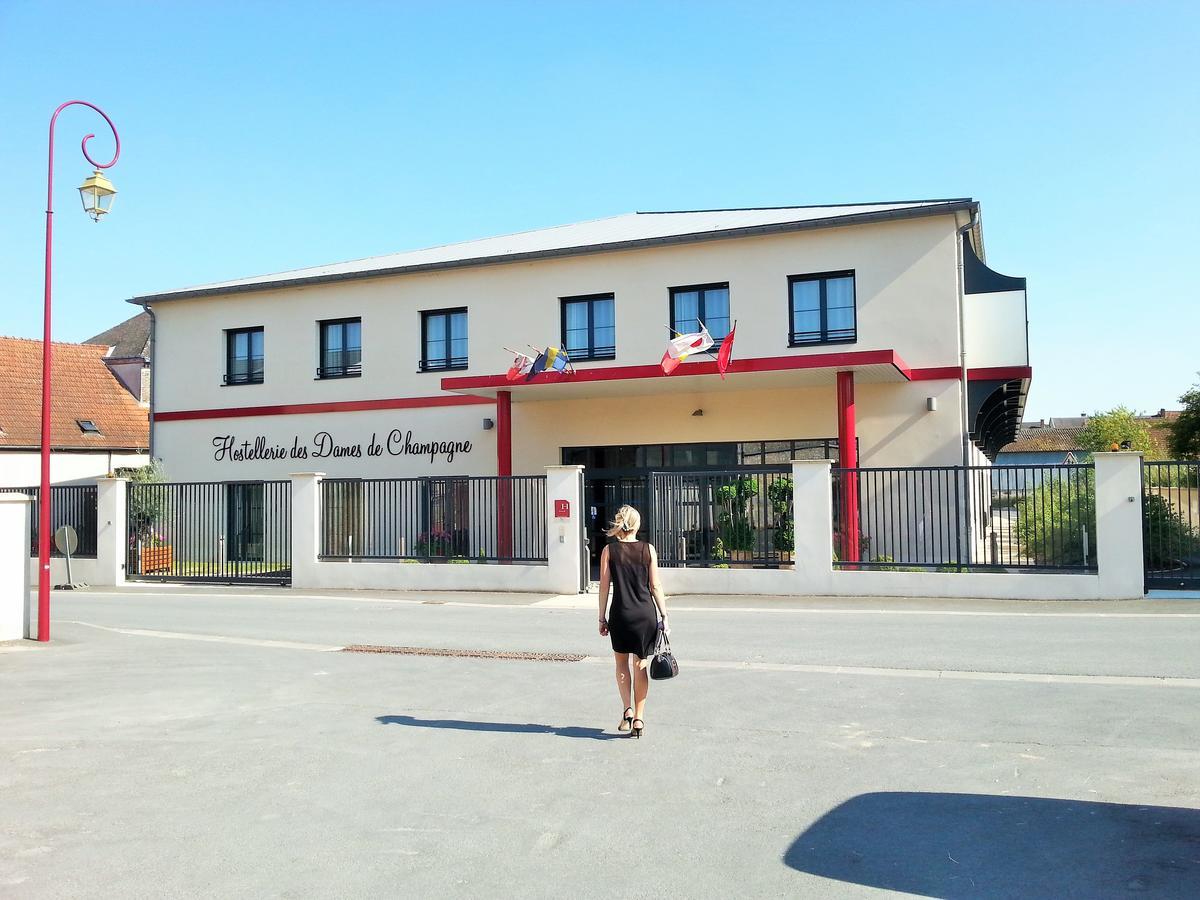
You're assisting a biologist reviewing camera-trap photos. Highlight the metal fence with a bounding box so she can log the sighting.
[1142,460,1200,590]
[319,475,547,563]
[650,467,794,568]
[832,464,1097,572]
[18,485,98,558]
[125,481,291,583]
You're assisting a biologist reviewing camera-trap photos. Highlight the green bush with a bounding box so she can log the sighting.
[1143,494,1200,568]
[767,477,794,553]
[1015,471,1096,566]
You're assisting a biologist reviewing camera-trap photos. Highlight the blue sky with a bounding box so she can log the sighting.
[1,0,1196,419]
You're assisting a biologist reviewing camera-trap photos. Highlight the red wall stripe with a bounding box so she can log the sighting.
[443,349,913,391]
[909,365,1033,382]
[155,394,495,422]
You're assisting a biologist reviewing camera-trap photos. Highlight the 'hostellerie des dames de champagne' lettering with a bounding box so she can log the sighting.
[211,428,472,465]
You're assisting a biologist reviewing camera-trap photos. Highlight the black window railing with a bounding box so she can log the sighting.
[316,363,362,379]
[223,370,264,385]
[419,356,468,372]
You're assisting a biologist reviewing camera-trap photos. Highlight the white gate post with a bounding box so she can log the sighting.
[93,477,128,587]
[545,465,585,594]
[0,493,33,639]
[290,473,324,590]
[1094,451,1145,599]
[791,460,835,595]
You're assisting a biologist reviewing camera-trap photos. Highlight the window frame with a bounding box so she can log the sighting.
[788,270,857,347]
[559,293,616,361]
[317,317,363,379]
[224,326,265,386]
[419,307,468,372]
[668,282,731,342]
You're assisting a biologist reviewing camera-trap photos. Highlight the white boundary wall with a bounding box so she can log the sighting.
[658,453,1146,601]
[28,477,127,589]
[1,493,34,640]
[290,466,584,594]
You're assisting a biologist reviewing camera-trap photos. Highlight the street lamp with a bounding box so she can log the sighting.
[37,101,121,642]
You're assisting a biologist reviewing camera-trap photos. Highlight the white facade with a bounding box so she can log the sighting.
[0,450,149,489]
[138,202,1030,483]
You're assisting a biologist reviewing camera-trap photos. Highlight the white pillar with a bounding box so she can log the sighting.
[289,473,324,590]
[791,459,835,595]
[92,477,127,587]
[0,493,33,640]
[545,465,585,594]
[1094,451,1145,599]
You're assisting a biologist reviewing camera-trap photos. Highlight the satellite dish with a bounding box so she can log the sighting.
[54,525,79,556]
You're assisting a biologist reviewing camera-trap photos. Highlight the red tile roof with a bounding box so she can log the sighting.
[0,337,149,451]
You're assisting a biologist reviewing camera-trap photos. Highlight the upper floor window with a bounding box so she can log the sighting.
[420,308,468,371]
[789,271,856,346]
[561,294,616,361]
[318,318,362,378]
[670,283,730,341]
[224,327,264,385]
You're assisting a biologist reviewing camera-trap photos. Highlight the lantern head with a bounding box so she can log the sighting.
[78,169,117,222]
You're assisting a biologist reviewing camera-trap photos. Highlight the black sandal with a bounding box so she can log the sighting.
[618,707,634,732]
[630,718,644,739]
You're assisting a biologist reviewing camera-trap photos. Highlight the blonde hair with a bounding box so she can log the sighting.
[605,504,642,538]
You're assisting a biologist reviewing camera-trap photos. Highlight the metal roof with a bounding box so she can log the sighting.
[129,199,976,304]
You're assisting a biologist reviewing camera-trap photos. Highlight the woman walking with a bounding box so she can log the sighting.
[597,504,669,738]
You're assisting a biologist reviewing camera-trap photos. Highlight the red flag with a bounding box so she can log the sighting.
[660,350,682,375]
[717,323,736,379]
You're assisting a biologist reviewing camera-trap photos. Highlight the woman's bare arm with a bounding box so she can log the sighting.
[597,545,610,635]
[648,544,668,630]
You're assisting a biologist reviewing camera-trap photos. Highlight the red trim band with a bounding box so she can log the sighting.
[155,394,495,422]
[909,365,1033,382]
[443,349,913,392]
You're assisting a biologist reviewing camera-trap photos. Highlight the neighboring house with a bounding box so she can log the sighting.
[86,311,152,405]
[129,199,1031,561]
[998,410,1180,467]
[0,336,149,487]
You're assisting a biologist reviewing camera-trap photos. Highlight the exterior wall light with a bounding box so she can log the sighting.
[78,169,117,222]
[926,397,938,412]
[692,409,704,417]
[482,418,495,430]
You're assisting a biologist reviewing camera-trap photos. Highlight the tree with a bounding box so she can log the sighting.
[1168,377,1200,459]
[1077,406,1158,458]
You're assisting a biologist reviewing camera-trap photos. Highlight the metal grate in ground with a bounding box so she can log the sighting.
[341,645,585,662]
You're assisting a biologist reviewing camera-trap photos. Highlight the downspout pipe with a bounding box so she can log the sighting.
[955,208,980,468]
[137,301,157,461]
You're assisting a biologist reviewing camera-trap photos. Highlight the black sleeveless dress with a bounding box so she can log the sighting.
[607,540,658,658]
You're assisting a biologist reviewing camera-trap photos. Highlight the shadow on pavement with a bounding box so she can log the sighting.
[376,714,624,741]
[786,791,1200,898]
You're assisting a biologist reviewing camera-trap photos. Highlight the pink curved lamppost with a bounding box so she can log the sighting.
[37,101,121,642]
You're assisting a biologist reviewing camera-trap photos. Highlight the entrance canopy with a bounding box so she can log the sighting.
[441,350,914,401]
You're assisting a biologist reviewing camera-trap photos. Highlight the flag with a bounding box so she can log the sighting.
[716,323,736,379]
[544,346,573,374]
[660,326,714,375]
[505,352,535,382]
[525,349,548,381]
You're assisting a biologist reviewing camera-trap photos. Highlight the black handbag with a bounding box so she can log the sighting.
[649,630,679,680]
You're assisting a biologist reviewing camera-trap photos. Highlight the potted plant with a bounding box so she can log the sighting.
[716,476,758,565]
[120,462,171,574]
[414,529,454,559]
[767,477,794,565]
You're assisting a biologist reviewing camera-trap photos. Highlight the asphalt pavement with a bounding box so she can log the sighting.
[2,587,1198,898]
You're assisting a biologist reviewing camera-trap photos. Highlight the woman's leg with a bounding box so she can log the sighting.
[632,658,649,721]
[613,653,632,711]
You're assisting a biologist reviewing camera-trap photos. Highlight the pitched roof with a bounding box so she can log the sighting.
[129,199,977,303]
[1001,412,1180,454]
[85,311,151,359]
[0,337,149,451]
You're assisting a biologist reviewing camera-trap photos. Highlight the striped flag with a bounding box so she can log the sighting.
[660,326,714,375]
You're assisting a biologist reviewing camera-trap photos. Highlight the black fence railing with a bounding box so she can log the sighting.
[1142,461,1200,590]
[319,475,547,564]
[18,485,98,558]
[832,464,1097,572]
[650,467,794,568]
[125,481,291,583]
